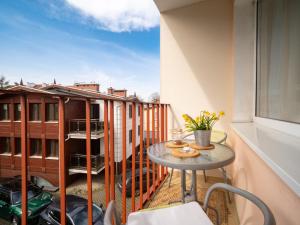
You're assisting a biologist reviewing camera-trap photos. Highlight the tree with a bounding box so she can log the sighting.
[0,76,10,89]
[149,92,160,103]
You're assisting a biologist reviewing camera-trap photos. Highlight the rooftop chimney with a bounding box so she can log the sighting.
[107,87,127,97]
[73,83,100,92]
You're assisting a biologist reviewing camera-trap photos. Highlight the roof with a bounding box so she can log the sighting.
[51,195,88,215]
[0,177,35,192]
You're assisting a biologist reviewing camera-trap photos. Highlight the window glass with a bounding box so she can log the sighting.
[256,0,300,123]
[14,104,21,121]
[30,139,42,156]
[91,104,99,119]
[72,205,103,225]
[11,185,41,205]
[15,138,21,155]
[46,139,58,158]
[129,105,132,118]
[0,103,9,120]
[46,103,58,121]
[0,137,10,154]
[129,129,132,143]
[138,125,140,136]
[29,103,41,121]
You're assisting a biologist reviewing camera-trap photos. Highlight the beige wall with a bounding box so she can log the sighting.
[228,129,300,225]
[160,0,234,132]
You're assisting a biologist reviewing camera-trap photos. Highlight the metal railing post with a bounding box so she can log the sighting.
[104,100,110,205]
[85,100,93,225]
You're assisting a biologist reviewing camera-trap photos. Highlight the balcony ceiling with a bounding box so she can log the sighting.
[154,0,206,12]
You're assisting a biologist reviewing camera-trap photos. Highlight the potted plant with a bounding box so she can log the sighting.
[182,111,224,147]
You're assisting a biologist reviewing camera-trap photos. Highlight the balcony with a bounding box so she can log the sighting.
[69,154,105,175]
[68,119,105,139]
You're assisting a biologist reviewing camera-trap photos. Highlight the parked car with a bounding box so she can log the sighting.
[0,177,53,225]
[117,168,153,198]
[39,195,104,225]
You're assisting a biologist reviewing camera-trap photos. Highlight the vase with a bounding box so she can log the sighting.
[194,130,211,147]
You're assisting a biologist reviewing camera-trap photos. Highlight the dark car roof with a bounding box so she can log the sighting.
[51,195,88,215]
[0,178,29,192]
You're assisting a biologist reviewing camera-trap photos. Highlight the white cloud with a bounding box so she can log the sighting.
[64,0,160,32]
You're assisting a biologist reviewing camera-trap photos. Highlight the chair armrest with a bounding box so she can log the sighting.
[104,200,121,225]
[203,183,276,225]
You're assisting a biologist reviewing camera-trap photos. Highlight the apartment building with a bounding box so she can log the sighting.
[0,83,141,188]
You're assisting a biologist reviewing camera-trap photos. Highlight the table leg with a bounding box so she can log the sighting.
[181,170,186,202]
[191,170,197,201]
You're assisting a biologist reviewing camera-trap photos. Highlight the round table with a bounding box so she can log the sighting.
[148,141,235,202]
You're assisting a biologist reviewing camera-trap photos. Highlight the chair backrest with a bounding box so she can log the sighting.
[203,183,276,225]
[104,201,121,225]
[183,130,227,144]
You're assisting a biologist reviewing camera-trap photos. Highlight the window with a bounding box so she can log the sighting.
[138,106,141,117]
[91,104,99,119]
[30,139,42,156]
[0,137,10,154]
[46,139,58,158]
[46,103,58,121]
[256,0,300,124]
[14,103,21,121]
[29,103,41,121]
[129,129,132,143]
[0,104,9,120]
[129,104,132,118]
[15,138,21,155]
[138,125,140,136]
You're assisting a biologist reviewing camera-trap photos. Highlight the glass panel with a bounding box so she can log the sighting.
[0,137,10,154]
[15,138,21,155]
[256,0,300,123]
[29,103,41,121]
[46,103,58,121]
[0,104,9,120]
[46,139,58,157]
[30,139,42,156]
[14,103,21,121]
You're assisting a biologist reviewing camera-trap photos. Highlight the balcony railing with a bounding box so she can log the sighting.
[14,94,169,225]
[68,119,105,139]
[69,154,105,174]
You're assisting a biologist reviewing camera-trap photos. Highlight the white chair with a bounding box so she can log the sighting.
[104,183,276,225]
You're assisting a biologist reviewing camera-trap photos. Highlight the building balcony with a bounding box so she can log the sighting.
[68,119,105,139]
[69,153,105,175]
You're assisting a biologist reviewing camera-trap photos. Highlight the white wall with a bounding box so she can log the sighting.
[99,100,140,162]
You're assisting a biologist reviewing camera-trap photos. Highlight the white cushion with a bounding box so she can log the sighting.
[128,202,214,225]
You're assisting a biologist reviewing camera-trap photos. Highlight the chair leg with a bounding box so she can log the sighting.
[221,167,231,203]
[203,170,207,183]
[168,168,174,188]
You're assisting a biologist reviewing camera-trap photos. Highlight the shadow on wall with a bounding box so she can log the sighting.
[161,0,234,130]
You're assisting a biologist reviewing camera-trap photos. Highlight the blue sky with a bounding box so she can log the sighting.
[0,0,160,99]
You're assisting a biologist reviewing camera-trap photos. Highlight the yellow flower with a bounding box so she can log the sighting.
[204,111,210,116]
[195,116,200,123]
[212,112,216,118]
[219,111,225,117]
[182,114,191,122]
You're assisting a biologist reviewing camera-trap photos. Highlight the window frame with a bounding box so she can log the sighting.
[129,129,132,144]
[0,137,11,155]
[129,104,132,119]
[253,0,300,137]
[46,139,59,159]
[29,103,41,122]
[14,103,21,121]
[0,103,10,121]
[30,138,42,157]
[45,103,58,122]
